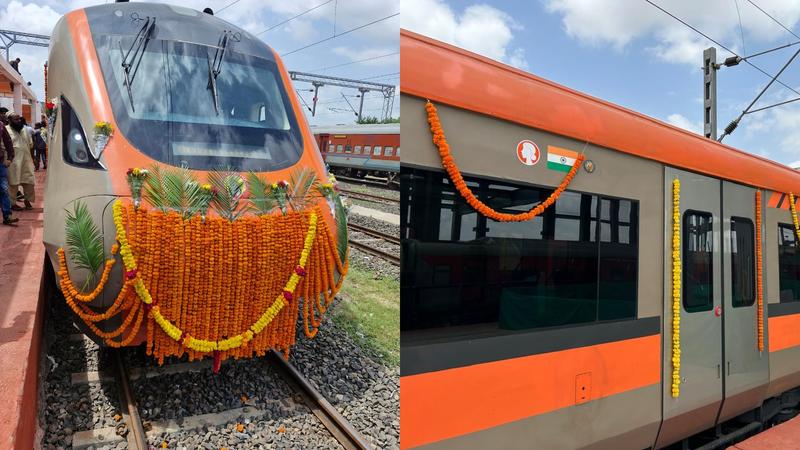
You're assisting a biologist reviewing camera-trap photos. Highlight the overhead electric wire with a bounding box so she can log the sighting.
[307,51,399,72]
[282,12,400,57]
[644,1,800,100]
[734,0,747,56]
[256,0,334,35]
[216,0,244,14]
[745,0,800,40]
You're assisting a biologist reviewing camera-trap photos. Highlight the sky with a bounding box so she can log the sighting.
[0,0,399,126]
[402,0,800,167]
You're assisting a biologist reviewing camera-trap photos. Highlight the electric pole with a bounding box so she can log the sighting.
[703,47,717,140]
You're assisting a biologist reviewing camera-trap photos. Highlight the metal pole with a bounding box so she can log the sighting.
[357,88,367,121]
[703,47,717,140]
[311,83,322,117]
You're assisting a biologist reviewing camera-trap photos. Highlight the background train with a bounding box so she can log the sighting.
[313,123,399,185]
[43,2,340,343]
[400,29,800,450]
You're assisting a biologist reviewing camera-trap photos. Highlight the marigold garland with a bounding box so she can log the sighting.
[58,199,348,365]
[790,193,800,243]
[425,101,584,222]
[755,190,764,352]
[671,178,681,398]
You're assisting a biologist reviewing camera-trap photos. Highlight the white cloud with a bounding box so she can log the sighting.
[666,113,702,134]
[544,0,800,66]
[401,0,527,69]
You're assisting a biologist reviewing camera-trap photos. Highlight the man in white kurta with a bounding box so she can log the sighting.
[5,113,35,209]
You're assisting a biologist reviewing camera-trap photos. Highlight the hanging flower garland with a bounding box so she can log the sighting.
[671,178,681,398]
[790,193,800,242]
[755,190,764,352]
[425,101,584,222]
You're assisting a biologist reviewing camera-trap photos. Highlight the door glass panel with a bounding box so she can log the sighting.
[778,224,800,302]
[731,217,755,307]
[684,211,713,312]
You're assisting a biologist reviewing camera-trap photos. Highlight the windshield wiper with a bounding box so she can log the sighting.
[120,17,156,112]
[207,31,230,115]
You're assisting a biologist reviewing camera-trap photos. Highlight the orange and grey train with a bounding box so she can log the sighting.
[401,30,800,449]
[42,3,337,341]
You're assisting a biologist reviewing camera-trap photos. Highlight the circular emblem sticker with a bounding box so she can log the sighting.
[516,140,540,166]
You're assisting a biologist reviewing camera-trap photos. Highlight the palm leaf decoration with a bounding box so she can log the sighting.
[209,168,246,221]
[334,194,348,265]
[143,164,169,213]
[162,166,203,219]
[246,171,277,215]
[287,168,319,211]
[65,201,105,291]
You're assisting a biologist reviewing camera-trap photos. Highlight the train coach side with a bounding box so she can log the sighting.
[400,29,800,450]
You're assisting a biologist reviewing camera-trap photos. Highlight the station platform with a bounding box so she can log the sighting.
[0,171,47,450]
[729,416,800,449]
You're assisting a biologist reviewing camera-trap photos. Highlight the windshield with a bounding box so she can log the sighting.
[97,35,303,171]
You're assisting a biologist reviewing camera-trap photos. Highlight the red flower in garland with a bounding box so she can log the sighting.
[45,101,55,110]
[283,290,293,301]
[295,266,306,276]
[277,180,289,188]
[125,269,137,280]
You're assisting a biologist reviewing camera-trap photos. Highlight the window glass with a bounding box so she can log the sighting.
[364,145,372,155]
[778,224,800,302]
[683,211,713,312]
[397,147,400,157]
[336,144,343,153]
[354,145,362,154]
[327,144,333,152]
[401,167,638,340]
[385,146,394,156]
[373,146,382,156]
[345,145,352,153]
[731,218,755,307]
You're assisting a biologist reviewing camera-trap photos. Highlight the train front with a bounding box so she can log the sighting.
[43,3,348,366]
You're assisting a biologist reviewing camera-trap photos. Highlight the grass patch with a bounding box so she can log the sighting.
[333,267,399,367]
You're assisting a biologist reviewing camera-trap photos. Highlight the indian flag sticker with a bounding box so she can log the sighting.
[547,146,579,172]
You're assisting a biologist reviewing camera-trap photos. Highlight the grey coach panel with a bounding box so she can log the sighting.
[718,182,769,423]
[656,167,723,448]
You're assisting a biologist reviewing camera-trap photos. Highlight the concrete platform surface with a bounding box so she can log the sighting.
[350,204,400,225]
[729,416,800,450]
[0,171,46,450]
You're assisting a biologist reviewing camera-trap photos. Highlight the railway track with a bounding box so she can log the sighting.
[348,223,401,245]
[340,188,400,205]
[72,348,373,450]
[349,240,401,266]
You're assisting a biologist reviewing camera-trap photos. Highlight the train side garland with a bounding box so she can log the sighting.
[671,179,681,398]
[58,166,349,371]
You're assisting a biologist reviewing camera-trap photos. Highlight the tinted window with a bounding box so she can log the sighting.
[373,146,382,156]
[345,145,352,153]
[683,211,713,312]
[364,145,372,155]
[354,145,362,154]
[385,146,394,156]
[97,36,302,171]
[778,223,800,302]
[336,144,343,153]
[401,167,638,339]
[731,217,755,307]
[397,147,400,156]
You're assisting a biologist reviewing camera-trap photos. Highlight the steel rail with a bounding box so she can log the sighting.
[340,189,400,204]
[349,240,400,266]
[267,350,373,450]
[337,175,399,189]
[113,350,148,450]
[348,223,400,244]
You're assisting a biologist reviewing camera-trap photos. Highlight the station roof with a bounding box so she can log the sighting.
[0,57,37,105]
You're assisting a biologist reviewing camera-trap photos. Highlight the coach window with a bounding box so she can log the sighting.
[683,211,713,312]
[385,146,394,157]
[354,145,362,154]
[396,147,401,157]
[345,145,352,153]
[364,145,372,155]
[731,218,755,307]
[374,146,382,156]
[336,144,343,153]
[328,144,334,153]
[778,224,800,302]
[401,167,639,338]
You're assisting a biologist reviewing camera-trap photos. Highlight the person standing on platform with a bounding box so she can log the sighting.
[5,112,35,211]
[33,123,47,170]
[0,108,17,225]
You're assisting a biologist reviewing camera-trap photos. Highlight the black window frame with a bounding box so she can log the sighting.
[730,216,756,308]
[400,167,640,338]
[682,210,714,313]
[778,222,800,303]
